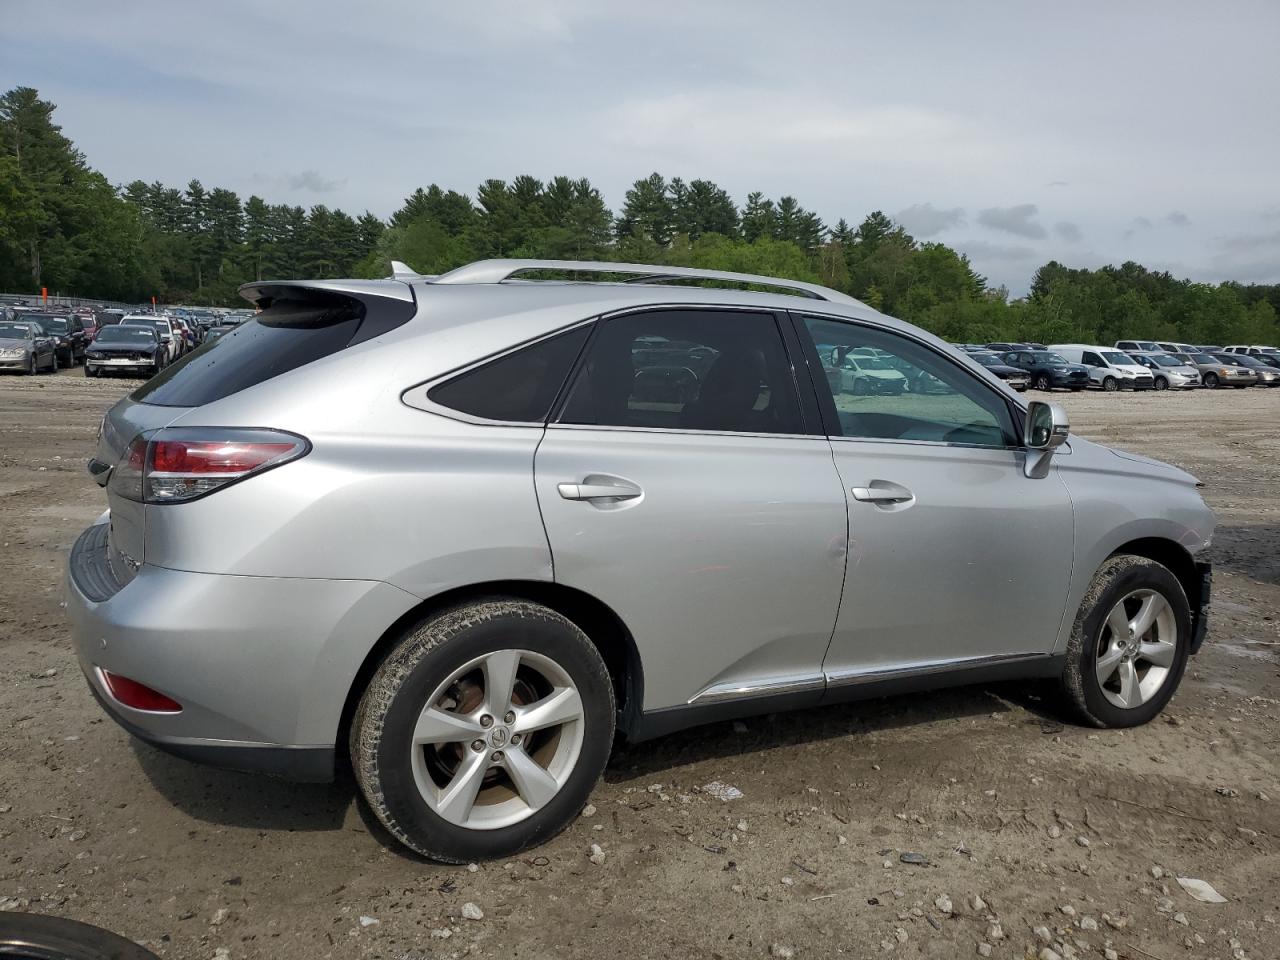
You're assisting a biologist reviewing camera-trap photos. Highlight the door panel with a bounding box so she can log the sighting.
[535,428,848,709]
[791,311,1075,687]
[823,440,1074,683]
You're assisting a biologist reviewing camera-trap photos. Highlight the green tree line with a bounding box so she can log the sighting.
[2,86,1278,346]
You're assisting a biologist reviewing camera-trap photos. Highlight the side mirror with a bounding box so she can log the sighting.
[1023,400,1069,479]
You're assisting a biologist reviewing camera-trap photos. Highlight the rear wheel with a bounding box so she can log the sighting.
[352,600,615,861]
[1102,376,1118,392]
[0,913,159,959]
[1058,555,1190,728]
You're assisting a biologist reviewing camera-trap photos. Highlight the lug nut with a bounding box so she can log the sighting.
[480,714,494,728]
[510,734,522,746]
[491,751,504,763]
[471,739,485,752]
[504,711,516,724]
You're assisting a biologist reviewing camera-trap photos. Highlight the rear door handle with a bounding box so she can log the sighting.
[557,479,643,501]
[851,481,914,505]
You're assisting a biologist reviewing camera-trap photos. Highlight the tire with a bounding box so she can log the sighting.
[351,599,615,862]
[1058,555,1191,728]
[1034,374,1051,391]
[48,351,58,373]
[1102,376,1117,392]
[0,913,159,959]
[84,363,95,377]
[1154,377,1168,391]
[1204,373,1219,388]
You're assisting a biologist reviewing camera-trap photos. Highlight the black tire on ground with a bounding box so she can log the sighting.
[1102,376,1117,392]
[1057,554,1191,729]
[26,353,36,375]
[1035,374,1051,391]
[0,913,160,959]
[351,599,615,862]
[1154,377,1168,391]
[1204,373,1219,388]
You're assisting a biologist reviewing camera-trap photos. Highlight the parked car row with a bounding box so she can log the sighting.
[953,341,1280,392]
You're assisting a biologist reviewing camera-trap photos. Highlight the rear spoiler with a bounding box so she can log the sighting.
[237,279,417,345]
[238,278,415,307]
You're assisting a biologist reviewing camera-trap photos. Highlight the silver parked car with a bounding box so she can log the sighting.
[66,260,1214,862]
[1128,352,1201,390]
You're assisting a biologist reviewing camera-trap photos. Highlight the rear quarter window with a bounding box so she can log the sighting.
[425,325,591,423]
[132,294,412,407]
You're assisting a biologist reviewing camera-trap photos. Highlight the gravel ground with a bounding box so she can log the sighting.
[1,370,1278,960]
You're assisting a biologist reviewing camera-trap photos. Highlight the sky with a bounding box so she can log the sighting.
[3,0,1279,294]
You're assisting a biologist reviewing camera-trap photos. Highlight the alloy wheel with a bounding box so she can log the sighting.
[1035,374,1051,391]
[410,649,585,830]
[1095,589,1178,709]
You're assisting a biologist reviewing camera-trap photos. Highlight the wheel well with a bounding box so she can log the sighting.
[336,581,644,762]
[1110,537,1202,613]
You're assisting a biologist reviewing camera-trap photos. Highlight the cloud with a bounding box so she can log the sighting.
[976,204,1046,239]
[1165,210,1191,227]
[1054,221,1083,242]
[286,170,346,192]
[1047,180,1069,188]
[953,240,1038,262]
[1122,216,1154,240]
[894,203,965,237]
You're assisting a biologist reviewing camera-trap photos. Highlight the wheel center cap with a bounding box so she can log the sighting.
[489,726,509,748]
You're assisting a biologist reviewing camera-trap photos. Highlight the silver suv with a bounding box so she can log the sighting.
[66,260,1214,861]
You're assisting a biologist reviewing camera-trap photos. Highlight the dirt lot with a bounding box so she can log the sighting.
[1,371,1278,960]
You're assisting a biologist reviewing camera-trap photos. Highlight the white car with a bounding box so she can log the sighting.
[839,350,909,395]
[1051,345,1154,392]
[1222,344,1280,357]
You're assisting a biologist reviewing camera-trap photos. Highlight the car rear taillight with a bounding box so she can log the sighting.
[109,428,309,504]
[99,669,182,713]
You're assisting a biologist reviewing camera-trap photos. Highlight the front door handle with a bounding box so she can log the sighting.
[557,478,643,501]
[851,481,914,505]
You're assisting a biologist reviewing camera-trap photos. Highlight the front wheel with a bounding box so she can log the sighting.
[352,600,615,862]
[1154,377,1168,391]
[26,353,37,375]
[1058,555,1190,728]
[1204,373,1219,388]
[1102,376,1118,392]
[1034,374,1051,391]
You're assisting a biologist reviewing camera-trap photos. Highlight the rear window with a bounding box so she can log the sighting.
[427,325,591,422]
[132,294,411,407]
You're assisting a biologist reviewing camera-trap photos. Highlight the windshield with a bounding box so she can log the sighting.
[31,315,68,332]
[1101,351,1134,364]
[1190,353,1216,363]
[123,318,165,333]
[1031,351,1068,364]
[97,326,157,344]
[847,354,891,371]
[1148,354,1182,367]
[0,323,33,339]
[972,353,1001,366]
[1233,355,1264,367]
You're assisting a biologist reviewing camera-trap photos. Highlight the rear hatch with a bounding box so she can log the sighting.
[91,281,415,584]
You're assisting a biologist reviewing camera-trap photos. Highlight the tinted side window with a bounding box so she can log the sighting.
[428,325,591,423]
[559,309,803,434]
[801,315,1015,447]
[1083,352,1103,367]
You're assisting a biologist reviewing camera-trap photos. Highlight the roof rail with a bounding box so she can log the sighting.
[431,259,864,306]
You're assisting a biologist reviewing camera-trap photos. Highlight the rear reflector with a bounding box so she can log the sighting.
[100,669,182,713]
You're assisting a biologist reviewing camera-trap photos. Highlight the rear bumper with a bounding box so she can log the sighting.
[65,520,419,781]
